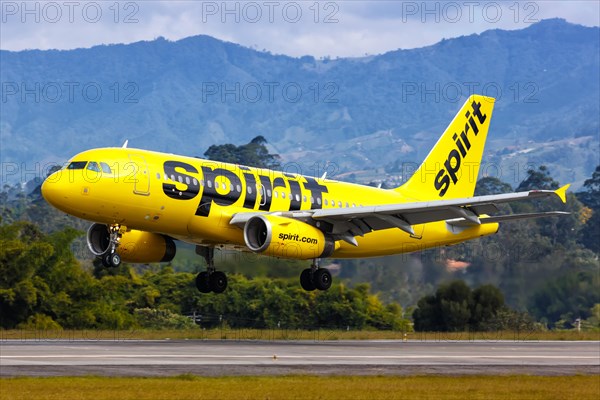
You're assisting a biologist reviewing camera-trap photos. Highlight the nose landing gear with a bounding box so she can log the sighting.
[101,224,122,268]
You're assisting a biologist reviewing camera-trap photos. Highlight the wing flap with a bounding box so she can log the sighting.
[312,187,567,223]
[446,211,571,227]
[309,187,569,240]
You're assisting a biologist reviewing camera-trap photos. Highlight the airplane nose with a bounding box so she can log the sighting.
[41,174,64,208]
[41,178,55,204]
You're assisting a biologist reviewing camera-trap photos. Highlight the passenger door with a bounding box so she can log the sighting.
[128,154,150,195]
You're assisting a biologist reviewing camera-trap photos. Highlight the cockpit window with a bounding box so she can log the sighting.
[87,162,101,172]
[67,161,87,170]
[100,162,112,174]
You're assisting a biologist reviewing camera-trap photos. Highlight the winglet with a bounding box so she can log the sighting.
[122,140,129,148]
[555,184,570,204]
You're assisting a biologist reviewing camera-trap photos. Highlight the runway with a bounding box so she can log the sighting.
[1,340,598,376]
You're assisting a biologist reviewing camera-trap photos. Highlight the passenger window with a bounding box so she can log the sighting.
[86,162,100,172]
[267,189,272,197]
[281,193,286,199]
[178,176,183,183]
[317,198,322,205]
[185,177,190,185]
[346,202,349,208]
[207,180,212,188]
[156,173,161,180]
[236,184,242,193]
[303,195,307,202]
[247,186,252,194]
[324,199,328,206]
[274,191,278,198]
[193,178,198,186]
[338,201,342,207]
[100,162,112,174]
[67,161,87,170]
[295,194,300,202]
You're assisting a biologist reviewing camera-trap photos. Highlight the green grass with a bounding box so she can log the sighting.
[1,329,598,341]
[1,375,599,400]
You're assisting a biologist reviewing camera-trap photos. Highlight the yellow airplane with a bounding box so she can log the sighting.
[42,95,569,293]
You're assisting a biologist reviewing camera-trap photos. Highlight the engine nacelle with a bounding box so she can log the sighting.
[243,215,334,259]
[86,223,176,263]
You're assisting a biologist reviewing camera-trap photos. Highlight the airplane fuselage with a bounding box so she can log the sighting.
[42,147,498,259]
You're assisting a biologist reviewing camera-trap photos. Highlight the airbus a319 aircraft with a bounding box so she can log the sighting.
[42,95,569,294]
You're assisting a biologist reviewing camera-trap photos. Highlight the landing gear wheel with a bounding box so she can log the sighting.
[109,253,121,267]
[195,271,211,293]
[300,268,316,291]
[194,246,228,294]
[101,254,112,267]
[103,253,121,268]
[314,268,332,291]
[210,271,228,294]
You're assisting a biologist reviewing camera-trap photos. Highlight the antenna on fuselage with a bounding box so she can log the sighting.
[320,161,331,180]
[122,140,129,148]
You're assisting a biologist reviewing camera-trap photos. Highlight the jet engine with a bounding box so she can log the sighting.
[243,215,334,259]
[86,223,176,263]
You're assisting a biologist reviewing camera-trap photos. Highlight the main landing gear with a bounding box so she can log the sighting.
[300,259,332,291]
[192,250,331,294]
[101,224,122,268]
[195,246,228,294]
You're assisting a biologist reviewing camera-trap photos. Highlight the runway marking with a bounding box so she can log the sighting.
[2,355,598,360]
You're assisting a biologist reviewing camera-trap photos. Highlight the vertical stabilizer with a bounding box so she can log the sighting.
[398,95,495,200]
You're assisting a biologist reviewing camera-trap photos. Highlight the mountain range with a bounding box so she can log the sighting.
[0,18,598,188]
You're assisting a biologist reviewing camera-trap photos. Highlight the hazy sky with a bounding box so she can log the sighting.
[1,1,598,56]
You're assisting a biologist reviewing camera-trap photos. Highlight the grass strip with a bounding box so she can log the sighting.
[1,375,599,400]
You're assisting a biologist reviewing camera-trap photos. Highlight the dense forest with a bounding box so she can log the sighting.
[1,139,598,332]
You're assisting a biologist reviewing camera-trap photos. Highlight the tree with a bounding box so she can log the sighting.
[579,206,599,253]
[470,285,504,330]
[513,166,582,247]
[475,176,513,196]
[577,165,600,253]
[204,136,281,169]
[516,165,560,191]
[529,269,600,328]
[412,281,508,332]
[576,165,600,212]
[203,143,238,164]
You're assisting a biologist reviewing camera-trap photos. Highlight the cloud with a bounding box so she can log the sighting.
[0,1,598,56]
